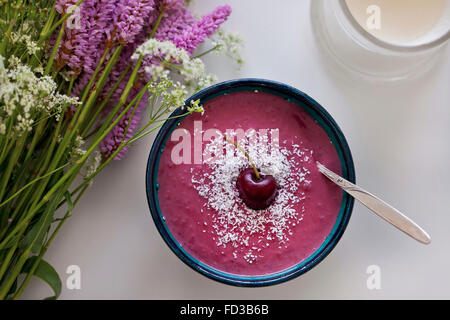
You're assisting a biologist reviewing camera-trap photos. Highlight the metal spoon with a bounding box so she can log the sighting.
[316,161,431,244]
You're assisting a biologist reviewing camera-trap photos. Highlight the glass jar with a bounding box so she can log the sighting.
[311,0,450,81]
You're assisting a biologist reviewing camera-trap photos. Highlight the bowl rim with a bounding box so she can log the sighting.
[145,78,356,287]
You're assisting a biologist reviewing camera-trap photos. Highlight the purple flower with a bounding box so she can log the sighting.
[55,0,77,14]
[77,0,118,75]
[54,1,232,161]
[55,0,118,75]
[110,0,156,45]
[154,5,196,44]
[54,0,83,73]
[99,89,148,160]
[155,0,184,11]
[99,15,157,107]
[99,5,231,161]
[173,5,232,54]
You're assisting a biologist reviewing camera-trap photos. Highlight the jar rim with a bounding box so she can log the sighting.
[338,0,450,53]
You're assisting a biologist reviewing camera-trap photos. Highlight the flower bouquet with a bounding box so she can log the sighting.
[0,0,242,299]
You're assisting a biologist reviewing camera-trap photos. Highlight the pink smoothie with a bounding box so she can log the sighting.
[157,91,343,276]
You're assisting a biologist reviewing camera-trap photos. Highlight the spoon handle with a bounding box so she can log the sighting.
[317,162,431,244]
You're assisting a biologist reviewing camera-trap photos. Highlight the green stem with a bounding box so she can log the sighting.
[76,46,122,133]
[50,46,122,182]
[67,76,75,96]
[192,45,220,59]
[0,134,27,203]
[20,119,47,168]
[72,120,167,195]
[0,183,33,240]
[0,163,69,209]
[0,0,21,56]
[0,82,147,251]
[1,3,171,297]
[150,6,167,38]
[81,63,132,138]
[21,119,63,223]
[0,189,65,299]
[38,7,57,44]
[1,121,48,211]
[79,47,111,105]
[38,0,85,45]
[56,79,162,210]
[0,241,19,284]
[0,118,14,164]
[119,88,147,146]
[125,122,164,145]
[44,22,65,76]
[12,184,88,300]
[90,56,143,145]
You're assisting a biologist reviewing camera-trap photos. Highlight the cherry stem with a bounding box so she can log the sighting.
[223,135,261,180]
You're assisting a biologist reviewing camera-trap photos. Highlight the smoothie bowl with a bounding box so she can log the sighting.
[146,79,355,286]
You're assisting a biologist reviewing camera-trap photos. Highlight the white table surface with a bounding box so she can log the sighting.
[22,0,450,299]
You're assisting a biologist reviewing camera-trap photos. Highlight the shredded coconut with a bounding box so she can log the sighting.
[191,129,313,264]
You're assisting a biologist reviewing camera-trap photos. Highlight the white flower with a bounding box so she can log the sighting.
[8,55,21,68]
[9,33,42,56]
[196,74,218,90]
[0,54,80,135]
[84,151,102,182]
[70,135,86,159]
[179,58,205,82]
[34,66,44,74]
[186,99,204,114]
[212,29,244,66]
[15,114,34,132]
[184,73,218,93]
[134,39,210,82]
[36,75,57,96]
[144,64,169,79]
[25,39,40,55]
[162,82,187,110]
[132,39,189,64]
[10,32,20,44]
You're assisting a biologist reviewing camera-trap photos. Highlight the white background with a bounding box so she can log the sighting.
[23,0,450,299]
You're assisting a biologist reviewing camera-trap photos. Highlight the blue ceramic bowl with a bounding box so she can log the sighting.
[146,78,355,287]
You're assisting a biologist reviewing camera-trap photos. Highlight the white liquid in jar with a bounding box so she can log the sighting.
[345,0,448,44]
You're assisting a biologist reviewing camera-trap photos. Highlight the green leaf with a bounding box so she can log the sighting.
[64,191,73,213]
[19,192,64,254]
[22,256,62,300]
[19,210,54,254]
[2,233,22,249]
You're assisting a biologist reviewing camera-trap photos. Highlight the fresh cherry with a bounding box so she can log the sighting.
[236,168,278,210]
